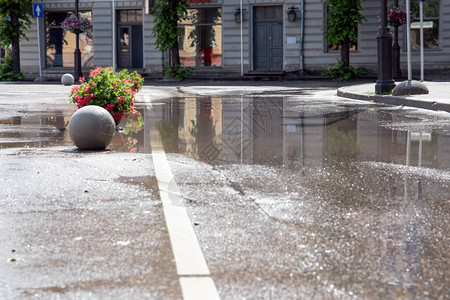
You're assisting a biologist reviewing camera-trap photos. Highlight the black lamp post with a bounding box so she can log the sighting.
[375,0,396,94]
[392,0,401,78]
[74,0,82,81]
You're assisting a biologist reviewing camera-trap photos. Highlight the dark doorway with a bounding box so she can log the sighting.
[253,6,283,71]
[117,9,143,68]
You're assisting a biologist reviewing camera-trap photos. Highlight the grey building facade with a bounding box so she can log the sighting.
[20,0,450,79]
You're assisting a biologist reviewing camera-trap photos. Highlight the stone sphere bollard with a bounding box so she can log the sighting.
[61,73,74,86]
[68,106,116,150]
[392,80,429,96]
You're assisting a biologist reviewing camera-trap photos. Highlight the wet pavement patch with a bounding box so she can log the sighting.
[148,96,449,299]
[1,95,449,299]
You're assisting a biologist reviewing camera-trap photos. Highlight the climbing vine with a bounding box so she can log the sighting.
[152,0,189,67]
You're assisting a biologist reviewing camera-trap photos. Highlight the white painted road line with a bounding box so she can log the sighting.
[180,276,221,300]
[149,112,220,300]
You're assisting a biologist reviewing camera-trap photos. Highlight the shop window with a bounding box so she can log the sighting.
[46,11,93,68]
[410,0,440,50]
[178,8,222,67]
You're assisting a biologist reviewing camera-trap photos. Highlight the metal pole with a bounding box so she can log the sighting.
[406,0,412,81]
[74,0,82,81]
[419,0,424,81]
[240,0,243,77]
[240,94,244,163]
[392,0,401,78]
[299,0,305,70]
[375,0,396,94]
[37,17,42,79]
[112,0,116,72]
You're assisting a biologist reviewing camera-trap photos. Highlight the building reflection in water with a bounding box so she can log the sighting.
[0,111,69,149]
[149,96,449,171]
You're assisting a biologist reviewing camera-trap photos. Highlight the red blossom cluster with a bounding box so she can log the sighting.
[388,5,409,27]
[61,15,92,32]
[69,67,144,121]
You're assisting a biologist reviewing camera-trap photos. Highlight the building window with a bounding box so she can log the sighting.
[178,7,222,67]
[410,0,440,50]
[119,9,142,23]
[46,11,93,68]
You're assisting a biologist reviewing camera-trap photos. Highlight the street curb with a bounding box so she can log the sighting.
[337,88,450,113]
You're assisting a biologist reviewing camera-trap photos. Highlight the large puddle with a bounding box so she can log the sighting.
[150,96,450,171]
[1,96,449,172]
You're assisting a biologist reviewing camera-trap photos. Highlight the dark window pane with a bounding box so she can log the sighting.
[120,10,127,22]
[136,10,142,22]
[264,7,275,19]
[186,8,221,24]
[410,0,440,49]
[254,7,264,20]
[127,10,134,22]
[411,21,439,50]
[254,6,282,21]
[411,0,440,18]
[274,6,283,20]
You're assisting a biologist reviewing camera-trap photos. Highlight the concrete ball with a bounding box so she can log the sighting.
[61,73,75,86]
[68,106,116,150]
[392,80,429,96]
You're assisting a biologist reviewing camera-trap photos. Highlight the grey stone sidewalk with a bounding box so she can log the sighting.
[337,80,450,112]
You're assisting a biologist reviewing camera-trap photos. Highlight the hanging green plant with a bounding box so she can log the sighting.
[152,0,192,80]
[152,0,189,53]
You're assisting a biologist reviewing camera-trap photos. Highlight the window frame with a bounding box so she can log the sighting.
[409,0,441,51]
[45,11,94,69]
[177,7,223,68]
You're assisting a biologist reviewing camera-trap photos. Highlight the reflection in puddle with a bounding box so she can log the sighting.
[1,97,449,172]
[0,112,70,149]
[148,96,449,171]
[0,110,145,152]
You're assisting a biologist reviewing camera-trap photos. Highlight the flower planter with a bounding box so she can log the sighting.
[390,22,402,27]
[69,67,143,125]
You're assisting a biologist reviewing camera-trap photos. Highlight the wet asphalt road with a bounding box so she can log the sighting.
[0,81,449,299]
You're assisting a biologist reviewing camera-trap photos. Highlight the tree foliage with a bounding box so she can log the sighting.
[0,0,33,74]
[0,54,25,81]
[324,0,366,67]
[152,0,189,66]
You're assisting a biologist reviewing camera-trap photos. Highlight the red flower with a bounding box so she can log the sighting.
[71,85,80,93]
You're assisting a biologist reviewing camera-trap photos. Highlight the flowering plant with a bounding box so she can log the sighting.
[123,112,144,134]
[125,136,138,152]
[61,15,92,33]
[69,67,144,121]
[388,5,407,27]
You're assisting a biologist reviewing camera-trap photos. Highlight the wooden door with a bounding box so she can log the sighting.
[253,6,283,71]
